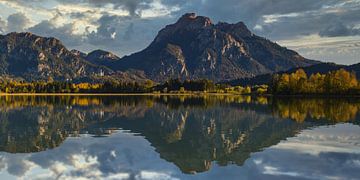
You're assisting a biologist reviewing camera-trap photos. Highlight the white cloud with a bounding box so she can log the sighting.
[136,171,179,180]
[278,35,360,64]
[273,124,360,155]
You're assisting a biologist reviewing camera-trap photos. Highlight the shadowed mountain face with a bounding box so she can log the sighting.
[0,95,359,175]
[115,13,319,82]
[0,32,112,81]
[0,33,148,83]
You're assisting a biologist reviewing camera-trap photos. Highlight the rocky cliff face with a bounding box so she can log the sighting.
[0,32,112,81]
[114,13,319,82]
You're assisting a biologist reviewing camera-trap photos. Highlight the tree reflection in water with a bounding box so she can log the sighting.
[0,95,359,174]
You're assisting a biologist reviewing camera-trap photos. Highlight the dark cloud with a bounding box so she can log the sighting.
[320,22,360,37]
[85,14,174,56]
[28,20,83,46]
[87,14,123,45]
[7,13,30,32]
[69,11,94,19]
[57,0,153,17]
[160,0,360,40]
[163,0,338,24]
[248,6,360,40]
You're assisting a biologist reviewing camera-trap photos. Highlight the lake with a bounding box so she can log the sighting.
[0,95,359,180]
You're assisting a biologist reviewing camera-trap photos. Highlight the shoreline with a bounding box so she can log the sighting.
[1,93,360,98]
[0,93,253,96]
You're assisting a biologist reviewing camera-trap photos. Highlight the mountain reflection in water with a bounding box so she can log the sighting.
[0,95,359,179]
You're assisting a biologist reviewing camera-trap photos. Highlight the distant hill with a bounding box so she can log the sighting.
[84,49,121,67]
[228,62,360,86]
[113,13,319,82]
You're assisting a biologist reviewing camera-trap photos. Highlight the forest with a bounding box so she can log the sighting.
[271,68,360,95]
[0,79,260,94]
[0,81,152,93]
[2,68,357,95]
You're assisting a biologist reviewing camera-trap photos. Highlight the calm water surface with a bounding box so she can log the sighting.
[0,95,359,180]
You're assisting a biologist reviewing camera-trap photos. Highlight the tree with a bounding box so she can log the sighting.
[179,87,185,93]
[244,86,251,94]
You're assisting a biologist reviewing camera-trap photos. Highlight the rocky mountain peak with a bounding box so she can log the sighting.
[176,13,213,27]
[1,32,66,55]
[216,22,253,38]
[70,49,87,58]
[87,50,119,61]
[153,13,213,44]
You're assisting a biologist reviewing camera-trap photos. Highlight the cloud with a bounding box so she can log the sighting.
[28,20,84,47]
[56,0,153,17]
[6,13,30,32]
[320,22,360,37]
[0,0,359,63]
[0,17,6,33]
[26,11,85,47]
[278,35,360,64]
[85,14,174,56]
[0,130,181,179]
[87,14,124,45]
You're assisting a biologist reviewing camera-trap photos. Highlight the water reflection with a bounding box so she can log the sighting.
[0,95,359,179]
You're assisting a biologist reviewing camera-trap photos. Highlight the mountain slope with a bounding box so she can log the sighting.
[0,32,148,83]
[0,32,111,81]
[114,13,319,82]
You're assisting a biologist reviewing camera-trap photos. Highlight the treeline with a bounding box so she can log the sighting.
[271,69,359,95]
[0,81,153,93]
[154,79,216,93]
[0,79,270,94]
[153,79,266,94]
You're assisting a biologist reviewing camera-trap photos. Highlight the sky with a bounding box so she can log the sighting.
[0,0,359,65]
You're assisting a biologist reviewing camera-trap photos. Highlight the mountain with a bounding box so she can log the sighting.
[70,49,87,58]
[0,32,111,81]
[113,13,319,82]
[0,32,147,83]
[84,49,120,67]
